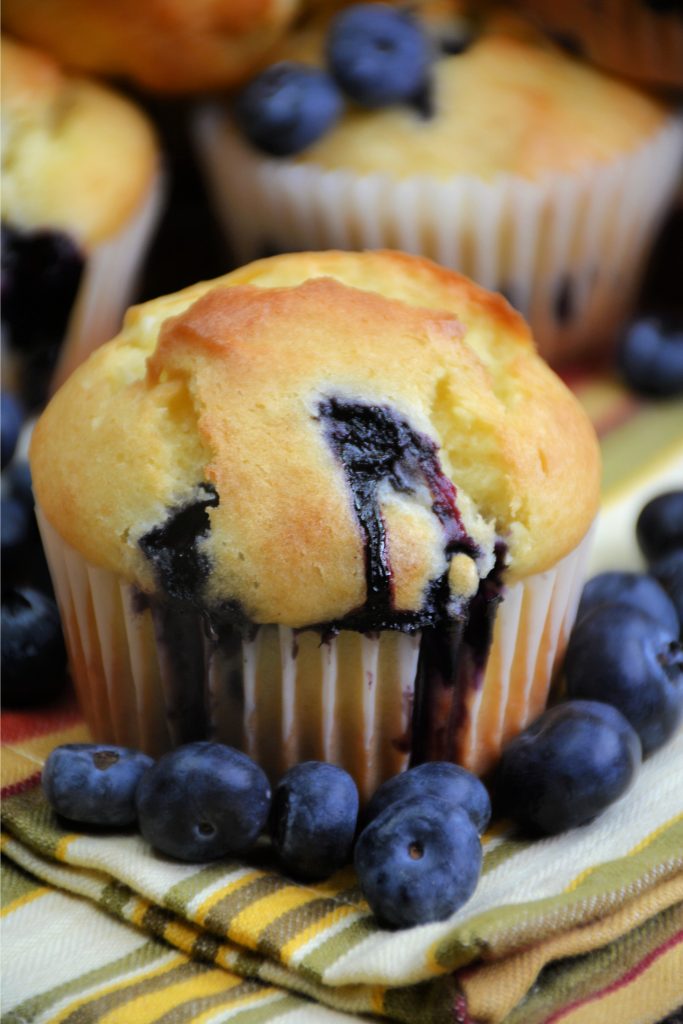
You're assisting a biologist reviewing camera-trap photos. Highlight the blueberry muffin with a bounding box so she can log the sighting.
[511,0,683,91]
[30,250,600,797]
[2,0,304,93]
[1,37,162,404]
[195,5,683,365]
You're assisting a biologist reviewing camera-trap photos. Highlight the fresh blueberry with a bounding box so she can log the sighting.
[575,570,679,636]
[1,587,67,707]
[364,762,491,834]
[636,491,683,563]
[1,392,23,469]
[43,744,154,826]
[327,4,432,107]
[136,742,271,861]
[616,318,683,398]
[270,761,359,880]
[355,798,482,928]
[495,701,641,836]
[649,551,683,631]
[1,494,32,570]
[234,62,343,157]
[565,605,683,755]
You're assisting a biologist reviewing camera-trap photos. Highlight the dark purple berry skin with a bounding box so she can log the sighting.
[649,551,683,631]
[1,391,23,469]
[364,762,491,834]
[136,742,271,862]
[565,605,683,756]
[234,62,343,157]
[1,587,67,707]
[617,318,683,398]
[495,701,641,836]
[43,744,154,826]
[636,491,683,563]
[270,761,359,880]
[576,571,679,636]
[327,3,432,107]
[355,798,482,928]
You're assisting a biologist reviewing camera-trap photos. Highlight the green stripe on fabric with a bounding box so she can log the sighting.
[504,901,683,1024]
[226,992,307,1024]
[601,409,683,497]
[100,879,135,920]
[147,978,267,1024]
[3,939,168,1024]
[165,863,244,918]
[192,931,222,963]
[59,959,208,1024]
[205,875,289,937]
[383,975,464,1024]
[1,854,44,908]
[1,787,72,859]
[257,898,351,961]
[481,836,534,877]
[433,819,683,971]
[298,917,379,980]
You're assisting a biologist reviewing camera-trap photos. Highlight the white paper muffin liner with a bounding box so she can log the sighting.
[49,171,165,392]
[194,108,683,365]
[37,508,594,800]
[516,0,683,90]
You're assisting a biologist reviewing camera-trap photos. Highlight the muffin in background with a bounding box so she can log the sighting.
[1,37,163,404]
[30,250,600,798]
[1,0,304,94]
[195,6,683,366]
[511,0,683,92]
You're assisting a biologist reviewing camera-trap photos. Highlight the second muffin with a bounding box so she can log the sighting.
[30,250,600,797]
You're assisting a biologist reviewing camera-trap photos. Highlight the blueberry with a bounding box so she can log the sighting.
[565,605,683,755]
[495,702,641,836]
[617,318,683,398]
[364,762,491,834]
[136,742,271,861]
[270,761,359,880]
[1,391,23,469]
[1,495,32,570]
[1,587,67,707]
[355,798,482,928]
[327,4,432,107]
[234,62,343,157]
[649,551,683,630]
[43,744,154,826]
[636,491,683,563]
[576,571,679,636]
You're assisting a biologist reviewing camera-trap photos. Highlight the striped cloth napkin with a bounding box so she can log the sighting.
[2,369,683,1024]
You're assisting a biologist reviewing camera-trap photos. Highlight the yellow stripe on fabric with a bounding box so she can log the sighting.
[186,986,282,1024]
[557,933,683,1024]
[0,883,51,916]
[55,833,81,862]
[3,725,90,773]
[131,896,154,928]
[564,814,683,893]
[194,871,264,927]
[97,968,241,1024]
[162,918,203,955]
[229,886,323,950]
[51,954,187,1024]
[279,905,360,964]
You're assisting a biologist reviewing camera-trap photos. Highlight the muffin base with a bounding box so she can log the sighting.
[194,109,683,366]
[38,509,593,800]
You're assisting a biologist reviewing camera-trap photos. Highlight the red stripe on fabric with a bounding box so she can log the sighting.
[1,688,82,745]
[1,770,42,799]
[545,929,683,1024]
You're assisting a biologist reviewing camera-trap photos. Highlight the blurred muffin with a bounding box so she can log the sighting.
[30,250,600,797]
[511,0,683,92]
[1,37,163,404]
[1,0,304,94]
[195,5,683,365]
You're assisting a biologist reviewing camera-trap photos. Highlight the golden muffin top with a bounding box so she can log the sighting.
[31,251,600,630]
[255,8,670,178]
[2,0,303,94]
[1,37,159,244]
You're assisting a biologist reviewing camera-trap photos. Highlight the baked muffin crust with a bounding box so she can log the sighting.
[1,37,158,244]
[31,251,600,628]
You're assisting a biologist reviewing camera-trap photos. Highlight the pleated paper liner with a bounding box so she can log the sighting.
[38,508,593,801]
[194,108,683,366]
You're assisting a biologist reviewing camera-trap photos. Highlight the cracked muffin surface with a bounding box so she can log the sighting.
[30,250,600,629]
